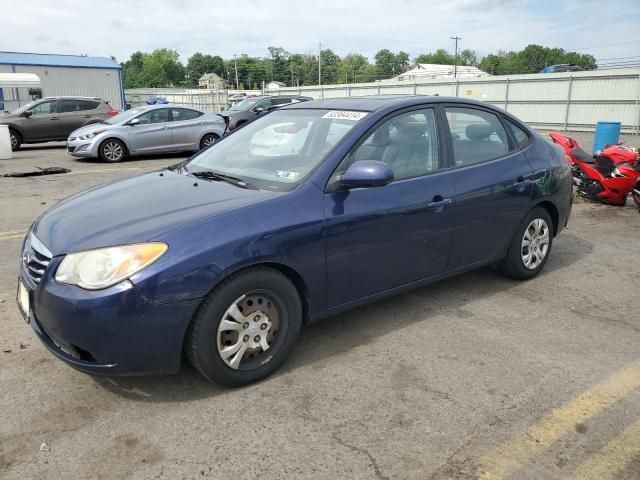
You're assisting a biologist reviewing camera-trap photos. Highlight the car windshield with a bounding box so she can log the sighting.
[105,107,147,125]
[186,109,367,191]
[12,101,38,115]
[229,98,262,111]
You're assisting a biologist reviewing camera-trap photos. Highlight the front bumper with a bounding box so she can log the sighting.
[19,258,201,376]
[66,136,101,158]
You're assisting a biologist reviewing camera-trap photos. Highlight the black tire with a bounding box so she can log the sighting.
[186,267,302,386]
[199,133,219,150]
[500,207,554,280]
[9,129,21,151]
[98,138,127,163]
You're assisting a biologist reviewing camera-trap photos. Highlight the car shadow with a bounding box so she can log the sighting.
[18,143,67,151]
[72,151,191,164]
[92,232,591,401]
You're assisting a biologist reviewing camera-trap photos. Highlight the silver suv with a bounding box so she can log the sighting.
[0,96,118,150]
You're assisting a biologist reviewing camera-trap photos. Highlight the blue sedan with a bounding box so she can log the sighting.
[17,96,572,386]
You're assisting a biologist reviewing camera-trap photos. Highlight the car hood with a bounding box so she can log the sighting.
[32,170,278,255]
[0,112,19,121]
[69,123,116,138]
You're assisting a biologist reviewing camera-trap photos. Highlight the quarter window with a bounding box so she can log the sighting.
[136,109,169,124]
[171,108,203,122]
[505,118,530,147]
[346,109,439,180]
[445,107,509,166]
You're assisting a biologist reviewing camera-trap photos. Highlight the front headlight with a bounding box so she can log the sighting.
[79,130,106,140]
[55,243,168,290]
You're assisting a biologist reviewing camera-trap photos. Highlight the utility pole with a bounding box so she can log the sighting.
[450,36,461,78]
[233,54,239,90]
[318,42,322,87]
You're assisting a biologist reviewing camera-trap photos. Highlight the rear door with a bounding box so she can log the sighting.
[167,108,204,151]
[127,108,172,154]
[59,99,101,136]
[324,107,455,307]
[23,100,61,140]
[442,105,534,268]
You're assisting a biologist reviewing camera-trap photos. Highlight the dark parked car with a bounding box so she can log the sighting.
[1,96,118,150]
[17,96,572,386]
[220,95,312,131]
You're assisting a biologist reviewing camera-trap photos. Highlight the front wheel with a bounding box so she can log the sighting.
[186,267,302,386]
[98,139,127,163]
[9,129,21,151]
[500,207,553,280]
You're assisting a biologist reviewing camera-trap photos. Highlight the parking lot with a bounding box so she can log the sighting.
[1,140,639,479]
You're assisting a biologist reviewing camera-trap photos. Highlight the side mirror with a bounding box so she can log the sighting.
[254,107,265,114]
[128,118,140,126]
[22,110,33,118]
[340,160,394,189]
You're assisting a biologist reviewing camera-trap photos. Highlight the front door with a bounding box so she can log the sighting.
[23,100,61,141]
[127,108,172,154]
[442,106,534,268]
[324,108,455,307]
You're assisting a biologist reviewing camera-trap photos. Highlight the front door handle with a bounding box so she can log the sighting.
[50,116,59,120]
[427,195,452,212]
[83,114,91,118]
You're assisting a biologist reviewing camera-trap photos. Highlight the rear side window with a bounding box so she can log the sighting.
[505,118,530,147]
[60,100,100,112]
[445,107,509,166]
[171,108,203,122]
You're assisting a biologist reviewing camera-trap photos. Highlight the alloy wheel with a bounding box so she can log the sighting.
[103,141,123,161]
[216,292,282,370]
[9,133,18,149]
[202,135,216,147]
[521,218,550,270]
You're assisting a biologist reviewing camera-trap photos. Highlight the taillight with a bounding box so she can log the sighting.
[106,110,119,117]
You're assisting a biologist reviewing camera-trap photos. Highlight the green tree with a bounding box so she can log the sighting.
[338,53,370,83]
[415,49,454,65]
[374,49,409,77]
[186,53,225,87]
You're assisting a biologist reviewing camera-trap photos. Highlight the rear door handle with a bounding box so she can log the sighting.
[83,114,91,118]
[50,116,59,120]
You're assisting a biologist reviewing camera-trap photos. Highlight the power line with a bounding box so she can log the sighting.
[571,39,640,51]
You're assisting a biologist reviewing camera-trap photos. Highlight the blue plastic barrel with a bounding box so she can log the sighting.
[593,121,621,154]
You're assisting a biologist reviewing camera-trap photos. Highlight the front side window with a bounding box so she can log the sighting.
[187,109,365,191]
[137,109,169,125]
[171,108,203,122]
[30,101,57,115]
[445,107,509,166]
[344,108,439,181]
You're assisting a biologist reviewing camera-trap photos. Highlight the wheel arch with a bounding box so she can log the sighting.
[531,200,559,237]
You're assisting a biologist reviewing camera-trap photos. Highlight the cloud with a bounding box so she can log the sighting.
[0,0,638,63]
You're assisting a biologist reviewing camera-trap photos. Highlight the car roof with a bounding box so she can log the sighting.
[42,96,104,101]
[283,95,504,113]
[128,104,205,112]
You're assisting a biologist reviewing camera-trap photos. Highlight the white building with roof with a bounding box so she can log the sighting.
[394,63,490,82]
[0,51,124,112]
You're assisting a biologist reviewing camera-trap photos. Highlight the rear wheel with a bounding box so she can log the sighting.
[98,138,126,162]
[9,129,21,151]
[500,207,553,280]
[199,133,219,150]
[186,267,302,386]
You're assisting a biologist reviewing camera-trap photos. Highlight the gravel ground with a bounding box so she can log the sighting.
[1,138,639,480]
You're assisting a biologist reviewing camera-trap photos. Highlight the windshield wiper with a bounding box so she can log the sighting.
[190,170,258,190]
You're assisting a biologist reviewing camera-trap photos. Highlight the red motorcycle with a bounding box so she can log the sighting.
[549,132,639,206]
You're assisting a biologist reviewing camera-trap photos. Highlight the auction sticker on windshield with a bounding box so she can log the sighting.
[322,111,368,121]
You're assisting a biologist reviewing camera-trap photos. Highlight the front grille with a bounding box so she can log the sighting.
[23,233,53,285]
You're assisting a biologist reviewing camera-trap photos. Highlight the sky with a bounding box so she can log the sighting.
[2,0,639,65]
